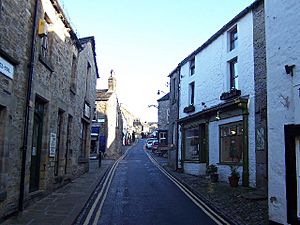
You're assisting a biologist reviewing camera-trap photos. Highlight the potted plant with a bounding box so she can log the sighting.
[228,165,240,187]
[206,164,219,183]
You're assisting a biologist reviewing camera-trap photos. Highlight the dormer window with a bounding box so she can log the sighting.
[189,57,195,76]
[229,26,238,51]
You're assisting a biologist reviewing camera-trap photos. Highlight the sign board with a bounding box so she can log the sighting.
[0,56,14,79]
[49,132,56,157]
[84,103,90,119]
[98,118,105,123]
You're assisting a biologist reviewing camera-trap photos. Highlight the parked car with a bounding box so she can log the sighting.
[146,138,157,149]
[151,140,159,152]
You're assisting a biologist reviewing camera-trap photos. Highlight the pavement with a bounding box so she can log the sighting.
[1,141,268,225]
[1,159,115,225]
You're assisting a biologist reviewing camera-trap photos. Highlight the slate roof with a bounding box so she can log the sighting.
[157,93,170,102]
[96,89,113,101]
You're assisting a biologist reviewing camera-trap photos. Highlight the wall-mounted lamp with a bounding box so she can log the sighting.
[157,90,166,95]
[148,104,158,109]
[285,64,295,76]
[216,111,220,120]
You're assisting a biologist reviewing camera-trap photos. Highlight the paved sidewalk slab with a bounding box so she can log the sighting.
[2,159,115,225]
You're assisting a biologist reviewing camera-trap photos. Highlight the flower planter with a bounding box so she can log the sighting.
[220,89,241,100]
[228,176,240,187]
[183,105,195,113]
[210,173,219,183]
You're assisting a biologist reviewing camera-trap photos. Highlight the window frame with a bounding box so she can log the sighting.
[219,121,243,165]
[229,57,238,90]
[189,57,195,76]
[229,26,238,51]
[189,82,195,105]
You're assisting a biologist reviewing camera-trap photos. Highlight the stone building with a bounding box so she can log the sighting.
[120,106,137,145]
[95,72,123,158]
[157,93,169,146]
[167,67,180,170]
[175,0,266,188]
[265,0,300,224]
[0,0,98,219]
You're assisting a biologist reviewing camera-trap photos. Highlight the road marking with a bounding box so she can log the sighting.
[83,148,130,225]
[145,151,231,225]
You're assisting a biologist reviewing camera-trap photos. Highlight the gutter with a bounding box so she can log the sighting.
[19,0,39,211]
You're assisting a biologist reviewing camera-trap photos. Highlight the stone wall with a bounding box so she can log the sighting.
[0,0,98,219]
[157,95,169,130]
[0,0,34,218]
[253,1,267,190]
[168,68,179,170]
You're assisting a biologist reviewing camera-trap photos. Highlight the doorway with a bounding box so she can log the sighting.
[29,101,44,192]
[285,125,300,224]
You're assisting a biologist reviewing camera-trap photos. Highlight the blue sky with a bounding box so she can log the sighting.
[59,0,254,122]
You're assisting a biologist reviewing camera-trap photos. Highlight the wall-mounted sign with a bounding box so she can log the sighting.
[49,132,56,157]
[84,102,90,119]
[0,56,14,79]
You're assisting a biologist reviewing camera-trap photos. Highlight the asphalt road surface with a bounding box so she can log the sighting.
[97,140,219,225]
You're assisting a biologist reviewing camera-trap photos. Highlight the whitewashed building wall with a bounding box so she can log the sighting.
[178,12,257,185]
[265,0,300,224]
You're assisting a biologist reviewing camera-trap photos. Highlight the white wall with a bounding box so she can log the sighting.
[265,0,300,223]
[178,13,256,185]
[179,13,255,120]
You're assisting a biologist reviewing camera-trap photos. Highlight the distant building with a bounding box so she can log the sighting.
[168,67,180,170]
[95,72,123,158]
[0,0,98,218]
[120,106,137,145]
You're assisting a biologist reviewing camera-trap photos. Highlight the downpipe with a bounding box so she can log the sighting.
[18,0,39,211]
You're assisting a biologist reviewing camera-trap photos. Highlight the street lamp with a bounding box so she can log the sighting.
[148,104,158,108]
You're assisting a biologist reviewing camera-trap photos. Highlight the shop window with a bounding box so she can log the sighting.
[220,121,243,163]
[159,131,167,146]
[184,127,200,161]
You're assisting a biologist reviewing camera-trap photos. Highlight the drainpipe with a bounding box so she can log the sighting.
[19,0,39,211]
[175,65,180,170]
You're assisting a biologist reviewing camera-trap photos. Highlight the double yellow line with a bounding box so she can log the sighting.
[145,151,231,225]
[83,149,129,225]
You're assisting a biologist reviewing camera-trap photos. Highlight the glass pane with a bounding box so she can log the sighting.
[220,122,243,163]
[185,127,200,160]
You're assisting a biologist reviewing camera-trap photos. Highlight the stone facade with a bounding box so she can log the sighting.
[168,67,180,170]
[157,93,170,130]
[95,73,123,158]
[253,1,268,190]
[0,0,98,219]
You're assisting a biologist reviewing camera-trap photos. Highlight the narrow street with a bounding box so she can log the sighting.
[82,140,224,225]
